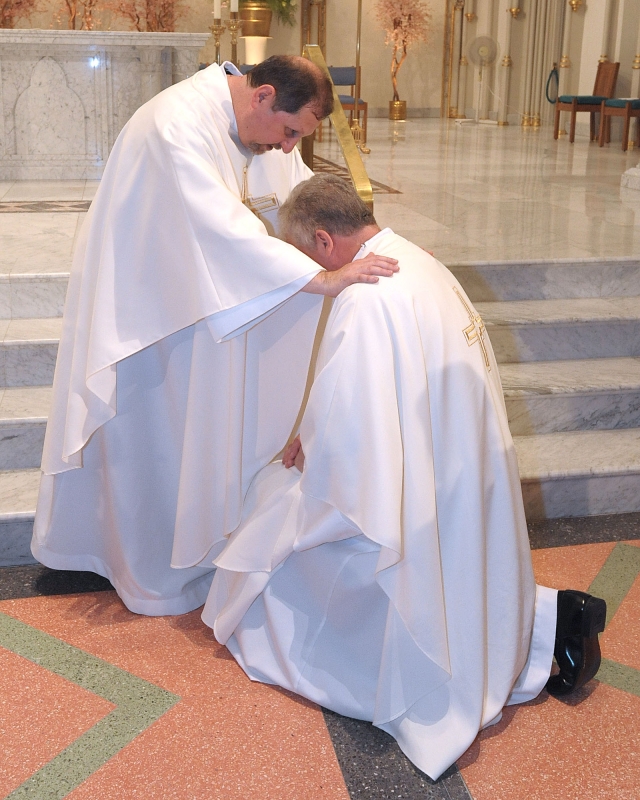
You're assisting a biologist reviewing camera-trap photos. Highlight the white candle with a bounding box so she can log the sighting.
[213,0,221,18]
[230,0,238,10]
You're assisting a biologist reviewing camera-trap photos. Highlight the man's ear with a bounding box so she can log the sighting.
[315,229,334,254]
[250,84,276,109]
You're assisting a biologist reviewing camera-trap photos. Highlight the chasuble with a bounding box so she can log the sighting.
[202,229,557,780]
[32,63,324,615]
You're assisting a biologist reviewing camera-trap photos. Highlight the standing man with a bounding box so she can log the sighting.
[32,57,397,616]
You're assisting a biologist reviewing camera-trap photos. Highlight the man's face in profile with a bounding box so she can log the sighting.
[244,91,321,155]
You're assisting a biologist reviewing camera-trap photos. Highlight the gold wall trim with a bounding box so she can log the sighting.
[302,44,374,211]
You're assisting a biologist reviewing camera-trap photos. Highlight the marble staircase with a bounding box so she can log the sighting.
[3,256,640,565]
[451,256,640,521]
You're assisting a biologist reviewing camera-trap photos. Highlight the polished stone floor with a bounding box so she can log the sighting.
[316,118,640,264]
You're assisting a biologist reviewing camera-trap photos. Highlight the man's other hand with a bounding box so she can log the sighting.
[303,254,399,298]
[283,435,305,472]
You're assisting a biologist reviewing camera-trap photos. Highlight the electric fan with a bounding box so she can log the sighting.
[456,35,499,125]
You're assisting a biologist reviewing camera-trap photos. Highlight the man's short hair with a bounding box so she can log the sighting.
[279,174,377,248]
[247,56,333,119]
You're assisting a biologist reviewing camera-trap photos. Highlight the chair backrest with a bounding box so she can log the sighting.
[328,66,357,88]
[593,61,620,98]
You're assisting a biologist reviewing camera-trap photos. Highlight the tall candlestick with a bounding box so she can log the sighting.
[213,0,221,17]
[230,0,238,10]
[229,10,241,66]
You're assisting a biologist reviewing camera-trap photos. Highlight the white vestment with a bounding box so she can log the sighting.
[32,63,324,615]
[202,229,557,780]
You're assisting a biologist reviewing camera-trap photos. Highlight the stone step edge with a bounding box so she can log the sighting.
[450,256,640,269]
[0,273,69,283]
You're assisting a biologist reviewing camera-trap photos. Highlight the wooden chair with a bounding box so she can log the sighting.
[327,66,368,144]
[598,99,640,151]
[554,61,620,143]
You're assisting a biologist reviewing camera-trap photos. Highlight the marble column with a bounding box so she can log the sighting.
[457,8,475,119]
[600,0,615,63]
[449,0,466,118]
[631,19,640,98]
[497,6,518,125]
[622,19,640,183]
[522,0,539,125]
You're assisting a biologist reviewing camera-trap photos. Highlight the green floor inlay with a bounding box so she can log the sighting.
[588,543,640,626]
[0,612,179,800]
[598,659,640,698]
[584,543,640,699]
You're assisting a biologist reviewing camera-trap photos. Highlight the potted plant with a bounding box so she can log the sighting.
[374,0,432,120]
[239,0,296,37]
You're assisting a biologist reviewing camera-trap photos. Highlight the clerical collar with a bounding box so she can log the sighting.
[221,61,254,162]
[353,228,394,261]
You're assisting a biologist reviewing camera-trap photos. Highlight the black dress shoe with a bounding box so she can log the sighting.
[545,589,607,697]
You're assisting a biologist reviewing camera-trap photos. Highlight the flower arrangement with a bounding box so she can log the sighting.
[374,0,432,102]
[1,0,40,28]
[265,0,295,26]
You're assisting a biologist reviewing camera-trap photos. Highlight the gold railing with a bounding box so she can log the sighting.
[302,44,374,211]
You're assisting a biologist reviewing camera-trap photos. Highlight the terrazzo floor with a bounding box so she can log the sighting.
[2,516,640,800]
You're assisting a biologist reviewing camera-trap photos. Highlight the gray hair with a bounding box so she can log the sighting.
[279,174,377,249]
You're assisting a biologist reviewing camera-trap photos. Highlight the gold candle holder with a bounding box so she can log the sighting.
[210,18,226,66]
[228,11,242,67]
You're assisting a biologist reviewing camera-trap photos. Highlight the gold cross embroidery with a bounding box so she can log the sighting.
[452,286,491,371]
[241,166,279,216]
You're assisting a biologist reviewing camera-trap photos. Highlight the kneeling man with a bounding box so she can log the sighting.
[202,175,606,780]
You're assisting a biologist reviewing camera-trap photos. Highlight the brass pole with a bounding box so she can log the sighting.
[351,0,370,152]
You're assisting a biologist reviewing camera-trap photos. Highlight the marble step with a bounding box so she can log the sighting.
[0,468,40,566]
[479,296,640,363]
[2,358,637,470]
[0,386,51,470]
[516,428,640,519]
[501,357,640,435]
[452,257,640,302]
[0,317,62,387]
[0,274,68,319]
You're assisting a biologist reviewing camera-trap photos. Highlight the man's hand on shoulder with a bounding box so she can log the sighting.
[303,254,399,298]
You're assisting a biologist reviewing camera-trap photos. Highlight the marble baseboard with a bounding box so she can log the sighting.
[452,258,640,302]
[0,517,36,566]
